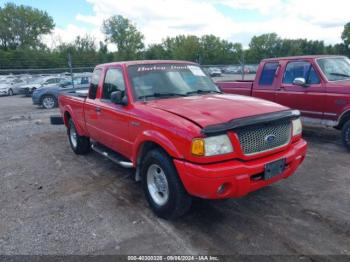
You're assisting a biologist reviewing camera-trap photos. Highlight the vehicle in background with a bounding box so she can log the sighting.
[207,67,222,77]
[32,75,91,109]
[223,66,241,74]
[20,76,68,96]
[247,64,259,74]
[0,78,27,96]
[0,81,11,96]
[57,60,307,219]
[216,55,350,151]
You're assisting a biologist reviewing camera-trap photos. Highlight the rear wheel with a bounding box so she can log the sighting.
[342,119,350,152]
[8,89,13,96]
[67,119,91,155]
[141,149,192,219]
[42,95,57,109]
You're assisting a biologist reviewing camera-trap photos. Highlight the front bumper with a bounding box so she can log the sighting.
[174,139,307,199]
[32,93,41,105]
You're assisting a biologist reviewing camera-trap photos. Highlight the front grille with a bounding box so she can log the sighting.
[236,120,292,155]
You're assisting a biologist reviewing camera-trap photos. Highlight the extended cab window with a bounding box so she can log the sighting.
[259,62,279,86]
[89,69,102,99]
[102,68,126,100]
[283,61,320,84]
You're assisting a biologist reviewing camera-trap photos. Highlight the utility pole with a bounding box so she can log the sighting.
[239,51,245,81]
[68,52,74,88]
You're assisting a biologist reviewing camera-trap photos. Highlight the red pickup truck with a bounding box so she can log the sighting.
[58,60,307,219]
[217,55,350,151]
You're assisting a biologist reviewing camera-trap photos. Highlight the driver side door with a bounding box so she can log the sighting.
[96,66,133,158]
[275,60,326,119]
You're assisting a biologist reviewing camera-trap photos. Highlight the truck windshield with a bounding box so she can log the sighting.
[317,57,350,81]
[127,63,220,100]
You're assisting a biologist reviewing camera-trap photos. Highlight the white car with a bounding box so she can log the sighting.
[0,82,11,96]
[0,78,26,96]
[208,67,222,77]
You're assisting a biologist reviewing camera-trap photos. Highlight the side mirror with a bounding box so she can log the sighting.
[111,91,128,106]
[293,77,307,87]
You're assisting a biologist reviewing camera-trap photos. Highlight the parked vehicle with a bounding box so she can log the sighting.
[223,66,241,74]
[32,75,91,109]
[217,55,350,151]
[57,60,307,219]
[0,82,10,96]
[207,67,222,77]
[20,76,68,96]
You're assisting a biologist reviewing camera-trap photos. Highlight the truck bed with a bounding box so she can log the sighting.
[216,80,253,96]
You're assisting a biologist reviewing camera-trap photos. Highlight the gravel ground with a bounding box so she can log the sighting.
[0,95,349,257]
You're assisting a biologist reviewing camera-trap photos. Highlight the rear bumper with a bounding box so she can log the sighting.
[174,139,307,199]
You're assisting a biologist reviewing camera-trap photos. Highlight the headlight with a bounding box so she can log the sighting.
[191,134,233,156]
[292,118,302,136]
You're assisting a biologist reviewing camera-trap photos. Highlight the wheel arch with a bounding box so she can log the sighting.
[337,109,350,129]
[133,132,184,181]
[62,107,87,136]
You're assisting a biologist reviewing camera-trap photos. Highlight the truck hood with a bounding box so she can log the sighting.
[146,94,288,128]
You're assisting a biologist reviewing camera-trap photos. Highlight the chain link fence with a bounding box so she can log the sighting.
[201,64,258,82]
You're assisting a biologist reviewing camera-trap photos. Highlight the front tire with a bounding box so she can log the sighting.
[41,95,57,109]
[342,119,350,152]
[67,119,91,155]
[141,149,192,219]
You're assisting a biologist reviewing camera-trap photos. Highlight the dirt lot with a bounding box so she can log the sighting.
[0,95,349,257]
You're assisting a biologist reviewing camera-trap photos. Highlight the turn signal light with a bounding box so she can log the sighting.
[191,139,205,156]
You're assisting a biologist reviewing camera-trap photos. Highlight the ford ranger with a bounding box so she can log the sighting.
[58,60,307,219]
[217,55,350,151]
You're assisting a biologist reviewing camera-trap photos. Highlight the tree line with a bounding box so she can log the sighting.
[1,2,350,70]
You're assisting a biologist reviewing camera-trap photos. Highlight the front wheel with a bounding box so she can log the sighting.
[41,95,57,109]
[67,119,91,155]
[342,119,350,152]
[141,149,192,219]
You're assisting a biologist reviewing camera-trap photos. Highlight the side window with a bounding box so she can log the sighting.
[81,77,89,84]
[73,77,81,85]
[89,69,102,99]
[102,68,126,100]
[283,61,320,84]
[307,66,321,84]
[259,62,279,86]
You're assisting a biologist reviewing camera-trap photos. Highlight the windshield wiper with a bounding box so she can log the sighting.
[330,72,350,78]
[185,89,222,96]
[138,92,187,100]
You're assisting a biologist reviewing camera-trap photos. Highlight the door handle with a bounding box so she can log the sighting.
[95,107,101,113]
[277,86,285,91]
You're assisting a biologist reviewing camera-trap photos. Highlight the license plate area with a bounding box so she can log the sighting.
[264,158,286,180]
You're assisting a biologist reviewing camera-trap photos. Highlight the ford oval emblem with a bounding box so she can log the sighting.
[265,134,276,143]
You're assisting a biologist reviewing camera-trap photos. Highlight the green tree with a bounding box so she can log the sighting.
[247,33,282,62]
[163,35,201,61]
[0,3,54,50]
[341,22,350,48]
[102,15,144,60]
[144,44,169,60]
[200,35,242,64]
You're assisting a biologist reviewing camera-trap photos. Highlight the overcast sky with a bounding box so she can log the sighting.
[3,0,350,48]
